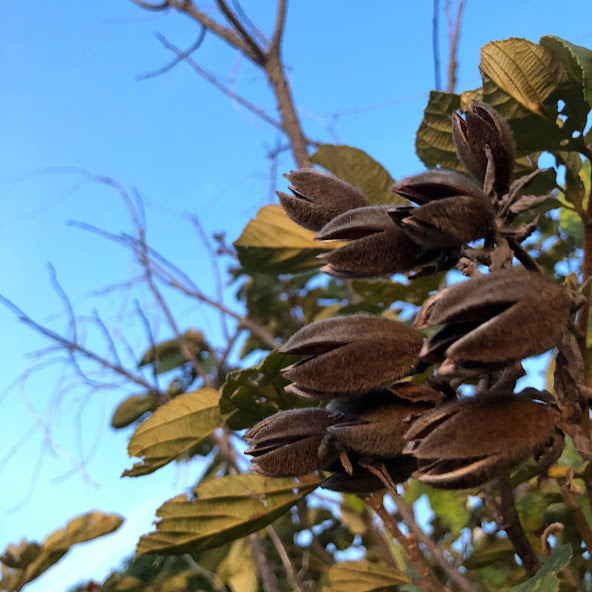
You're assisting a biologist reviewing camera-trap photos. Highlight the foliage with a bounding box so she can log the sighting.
[4,10,592,592]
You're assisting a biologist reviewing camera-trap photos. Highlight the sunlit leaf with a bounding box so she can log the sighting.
[216,538,258,592]
[219,349,309,430]
[234,205,331,275]
[507,544,572,592]
[322,559,411,592]
[123,389,221,477]
[136,474,322,555]
[310,144,407,206]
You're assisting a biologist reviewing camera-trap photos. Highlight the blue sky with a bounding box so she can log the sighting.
[1,1,592,589]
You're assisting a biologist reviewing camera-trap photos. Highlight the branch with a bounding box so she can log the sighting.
[266,525,307,592]
[444,0,466,93]
[215,0,266,64]
[498,473,541,577]
[155,34,283,130]
[131,0,169,9]
[270,0,287,54]
[138,27,207,80]
[432,0,441,90]
[0,295,155,391]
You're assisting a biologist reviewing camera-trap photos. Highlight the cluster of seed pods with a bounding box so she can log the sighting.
[246,100,584,493]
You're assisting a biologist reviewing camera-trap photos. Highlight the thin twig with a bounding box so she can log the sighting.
[498,472,541,577]
[138,27,207,80]
[432,0,441,90]
[183,554,228,592]
[364,493,441,592]
[267,525,307,592]
[558,480,592,556]
[444,0,466,93]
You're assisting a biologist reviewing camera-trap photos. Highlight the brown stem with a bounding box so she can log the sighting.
[559,481,592,556]
[364,494,441,592]
[360,507,399,570]
[249,533,281,592]
[266,525,307,592]
[498,473,541,577]
[444,0,466,93]
[265,50,310,168]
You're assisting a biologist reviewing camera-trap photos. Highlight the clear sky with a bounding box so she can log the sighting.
[1,1,591,590]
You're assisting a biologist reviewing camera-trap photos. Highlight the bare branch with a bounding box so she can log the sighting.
[138,27,207,80]
[266,525,307,592]
[130,0,170,10]
[0,295,155,391]
[270,0,287,54]
[215,0,266,64]
[444,0,466,93]
[229,0,268,46]
[155,34,283,129]
[92,309,123,368]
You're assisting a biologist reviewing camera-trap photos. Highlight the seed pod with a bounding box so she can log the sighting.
[322,456,417,494]
[417,269,578,374]
[389,194,496,249]
[314,206,429,278]
[277,168,369,231]
[452,100,516,195]
[391,170,485,204]
[325,390,433,458]
[404,390,563,489]
[245,408,348,477]
[280,315,423,398]
[389,381,445,404]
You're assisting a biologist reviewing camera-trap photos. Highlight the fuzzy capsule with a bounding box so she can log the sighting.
[452,100,516,195]
[315,206,433,278]
[276,168,369,231]
[324,390,433,459]
[417,269,579,375]
[244,408,349,477]
[280,315,423,398]
[388,194,496,249]
[404,390,563,489]
[321,456,417,494]
[391,170,486,205]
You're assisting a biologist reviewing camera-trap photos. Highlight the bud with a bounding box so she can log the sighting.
[280,315,423,398]
[276,168,368,231]
[389,194,496,249]
[391,170,485,204]
[322,456,417,494]
[325,390,433,459]
[404,390,563,489]
[417,269,579,375]
[452,100,516,195]
[244,408,347,477]
[315,206,433,278]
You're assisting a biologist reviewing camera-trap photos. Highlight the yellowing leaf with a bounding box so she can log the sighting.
[323,559,410,592]
[0,512,123,588]
[480,38,567,116]
[216,538,258,592]
[310,144,406,206]
[111,393,159,429]
[136,474,321,555]
[123,388,221,477]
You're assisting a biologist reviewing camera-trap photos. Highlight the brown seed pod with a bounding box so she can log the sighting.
[404,390,563,489]
[245,408,350,477]
[315,206,429,278]
[452,100,516,195]
[416,269,579,374]
[389,194,496,249]
[280,315,423,398]
[389,381,445,404]
[391,170,486,204]
[276,168,368,231]
[325,390,433,459]
[321,456,417,494]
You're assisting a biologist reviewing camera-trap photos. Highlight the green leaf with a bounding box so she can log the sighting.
[123,389,221,477]
[540,35,592,107]
[323,559,411,592]
[136,474,321,555]
[219,349,310,430]
[464,538,516,570]
[111,392,159,429]
[415,91,463,171]
[0,512,124,587]
[480,38,567,116]
[234,205,329,275]
[138,329,209,375]
[310,144,407,206]
[216,538,258,592]
[507,544,572,592]
[352,275,441,308]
